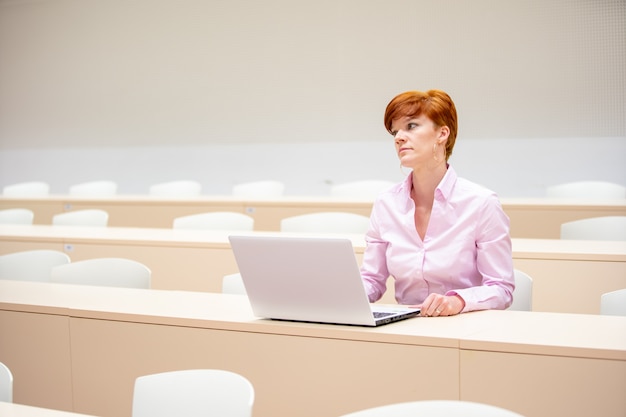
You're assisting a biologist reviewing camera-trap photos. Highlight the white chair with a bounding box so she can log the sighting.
[69,180,118,197]
[600,288,626,316]
[280,211,370,234]
[0,249,71,282]
[0,362,13,403]
[52,209,109,227]
[0,208,34,224]
[222,273,247,295]
[560,216,626,241]
[546,181,626,199]
[232,180,285,198]
[149,180,202,197]
[2,181,50,197]
[132,369,254,417]
[50,258,151,289]
[330,180,395,199]
[339,400,525,417]
[507,269,533,311]
[173,212,254,231]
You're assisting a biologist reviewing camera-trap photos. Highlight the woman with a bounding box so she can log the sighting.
[361,89,514,316]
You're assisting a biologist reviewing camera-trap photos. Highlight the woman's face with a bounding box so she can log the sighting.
[390,114,447,170]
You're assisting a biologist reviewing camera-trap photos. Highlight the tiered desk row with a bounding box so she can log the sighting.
[0,225,625,314]
[1,195,626,417]
[1,280,625,417]
[1,194,626,238]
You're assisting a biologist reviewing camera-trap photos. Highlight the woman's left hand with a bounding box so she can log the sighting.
[420,294,465,317]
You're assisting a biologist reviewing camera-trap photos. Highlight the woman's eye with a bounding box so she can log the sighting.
[390,130,398,137]
[408,123,418,129]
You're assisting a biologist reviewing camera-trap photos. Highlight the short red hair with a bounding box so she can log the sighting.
[384,90,458,161]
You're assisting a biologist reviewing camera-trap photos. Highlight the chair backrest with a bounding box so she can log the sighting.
[0,208,34,225]
[600,288,626,316]
[0,362,13,403]
[50,258,151,289]
[222,273,247,295]
[0,250,71,282]
[2,181,50,197]
[280,211,370,234]
[52,209,109,227]
[132,369,254,417]
[507,269,533,311]
[69,180,118,197]
[232,180,285,198]
[173,212,254,231]
[149,180,202,197]
[330,180,395,199]
[560,216,626,241]
[546,181,626,199]
[339,400,525,417]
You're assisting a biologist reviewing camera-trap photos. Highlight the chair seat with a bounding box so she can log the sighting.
[546,181,626,199]
[0,250,71,282]
[149,180,202,197]
[52,209,109,227]
[50,258,151,289]
[232,180,285,198]
[600,288,626,316]
[2,181,50,197]
[280,211,370,234]
[560,216,626,241]
[0,208,34,225]
[132,369,254,417]
[340,400,525,417]
[330,180,395,199]
[173,212,254,231]
[0,362,13,403]
[69,180,118,197]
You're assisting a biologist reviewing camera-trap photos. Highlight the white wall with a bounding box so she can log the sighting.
[0,0,624,196]
[0,137,624,197]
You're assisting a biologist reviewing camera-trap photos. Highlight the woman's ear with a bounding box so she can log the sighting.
[438,125,450,142]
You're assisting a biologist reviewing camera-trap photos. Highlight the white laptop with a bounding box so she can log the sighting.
[228,235,420,327]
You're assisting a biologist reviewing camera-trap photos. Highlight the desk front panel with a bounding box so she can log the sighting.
[69,317,458,417]
[0,310,73,411]
[0,199,63,225]
[0,239,64,254]
[460,349,626,417]
[62,242,238,292]
[513,258,626,314]
[504,204,626,239]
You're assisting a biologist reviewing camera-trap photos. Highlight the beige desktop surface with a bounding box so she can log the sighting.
[0,402,98,417]
[1,280,625,417]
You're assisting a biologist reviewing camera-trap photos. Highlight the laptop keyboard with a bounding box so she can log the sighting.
[372,311,394,318]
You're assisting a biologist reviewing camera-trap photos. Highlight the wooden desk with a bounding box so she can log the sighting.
[501,197,626,239]
[1,225,625,314]
[1,195,625,238]
[0,402,98,417]
[459,311,626,417]
[0,281,624,417]
[0,224,366,296]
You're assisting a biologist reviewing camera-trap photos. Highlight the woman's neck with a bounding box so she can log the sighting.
[411,163,447,203]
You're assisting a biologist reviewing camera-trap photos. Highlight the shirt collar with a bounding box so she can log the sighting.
[437,164,456,200]
[401,164,457,201]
